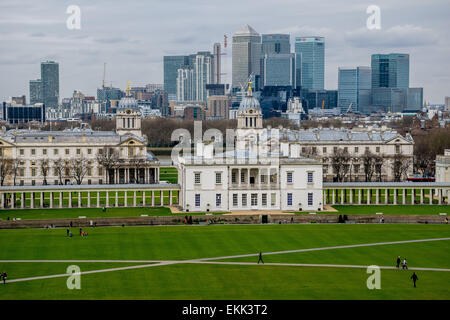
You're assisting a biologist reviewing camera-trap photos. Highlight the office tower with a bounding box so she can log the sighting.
[301,89,337,111]
[261,34,290,55]
[40,61,59,109]
[338,66,371,113]
[295,36,325,90]
[176,68,194,102]
[213,43,221,84]
[11,95,26,105]
[29,79,42,105]
[371,53,409,88]
[97,87,123,102]
[206,95,231,120]
[263,53,296,87]
[371,87,422,113]
[164,55,190,100]
[232,24,262,89]
[445,96,450,112]
[193,53,213,101]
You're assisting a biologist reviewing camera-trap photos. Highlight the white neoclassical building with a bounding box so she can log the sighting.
[178,86,323,212]
[0,94,159,186]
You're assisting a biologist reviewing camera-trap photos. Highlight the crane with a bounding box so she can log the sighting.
[102,63,106,88]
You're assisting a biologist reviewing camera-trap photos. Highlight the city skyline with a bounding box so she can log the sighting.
[0,0,449,103]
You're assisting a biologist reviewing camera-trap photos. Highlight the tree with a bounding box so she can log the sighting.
[392,154,410,182]
[40,158,50,185]
[96,147,119,184]
[129,156,146,183]
[361,150,376,182]
[331,148,351,182]
[70,157,87,185]
[374,154,385,182]
[0,157,12,186]
[53,158,66,185]
[10,158,20,186]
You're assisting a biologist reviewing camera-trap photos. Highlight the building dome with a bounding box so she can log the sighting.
[118,96,138,110]
[238,95,261,113]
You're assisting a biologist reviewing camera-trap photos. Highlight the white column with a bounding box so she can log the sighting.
[59,192,63,208]
[142,191,146,206]
[429,189,433,204]
[438,189,442,205]
[169,190,173,205]
[349,189,353,204]
[385,189,388,204]
[0,193,3,209]
[124,191,128,207]
[358,189,362,204]
[133,191,136,207]
[97,192,100,208]
[106,191,109,207]
[151,191,155,206]
[21,192,25,208]
[402,189,406,205]
[340,189,344,204]
[393,189,397,205]
[376,189,379,204]
[30,193,34,209]
[332,189,336,204]
[420,189,424,204]
[69,192,72,208]
[366,189,370,204]
[78,192,81,208]
[40,192,44,208]
[115,191,118,207]
[411,189,415,205]
[160,190,163,205]
[50,192,54,208]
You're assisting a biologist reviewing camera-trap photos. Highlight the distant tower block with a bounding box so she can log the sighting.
[213,42,221,84]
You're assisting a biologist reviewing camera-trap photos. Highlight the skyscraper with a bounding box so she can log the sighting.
[263,53,296,87]
[213,43,221,84]
[29,79,42,105]
[164,55,190,101]
[40,61,59,109]
[338,66,371,113]
[176,68,194,102]
[295,37,325,90]
[371,53,409,89]
[261,34,290,55]
[232,24,262,90]
[193,52,214,101]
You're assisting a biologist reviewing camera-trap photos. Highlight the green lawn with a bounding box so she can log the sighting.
[159,167,178,184]
[332,205,449,215]
[0,224,449,299]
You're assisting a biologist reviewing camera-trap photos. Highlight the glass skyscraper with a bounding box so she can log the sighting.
[232,25,262,90]
[29,79,42,105]
[295,37,324,90]
[261,34,290,55]
[164,55,190,101]
[263,53,296,87]
[338,66,371,113]
[41,61,59,109]
[371,53,409,89]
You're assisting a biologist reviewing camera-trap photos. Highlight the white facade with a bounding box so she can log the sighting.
[436,149,450,183]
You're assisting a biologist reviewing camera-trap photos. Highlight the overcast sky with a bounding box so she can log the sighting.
[0,0,449,103]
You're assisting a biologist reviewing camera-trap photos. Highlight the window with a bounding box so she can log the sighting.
[344,147,348,153]
[31,168,36,176]
[376,146,380,153]
[31,149,35,155]
[195,194,200,207]
[241,171,245,183]
[65,149,69,155]
[323,147,327,154]
[98,167,103,176]
[354,147,359,153]
[333,147,337,153]
[20,149,24,156]
[242,194,247,206]
[260,174,265,183]
[54,168,58,176]
[233,194,238,206]
[54,149,58,155]
[395,145,400,154]
[194,173,201,184]
[88,149,92,155]
[32,180,35,186]
[88,179,92,185]
[287,193,293,206]
[323,165,328,174]
[99,179,103,184]
[287,172,293,183]
[271,193,276,206]
[54,180,58,185]
[43,149,47,155]
[215,172,222,184]
[262,193,267,206]
[308,193,313,206]
[365,147,369,153]
[216,194,221,206]
[231,171,237,183]
[307,172,313,183]
[87,168,92,176]
[19,168,24,176]
[76,148,81,155]
[251,193,257,206]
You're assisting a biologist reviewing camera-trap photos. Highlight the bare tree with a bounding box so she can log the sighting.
[53,158,66,185]
[70,157,87,185]
[361,150,376,182]
[129,156,146,183]
[392,154,411,182]
[10,158,20,186]
[374,154,385,182]
[0,157,12,186]
[331,148,351,182]
[40,158,50,185]
[96,147,119,184]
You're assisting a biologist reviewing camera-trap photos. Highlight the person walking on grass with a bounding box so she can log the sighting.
[66,228,70,237]
[402,258,408,270]
[258,252,264,264]
[411,272,418,288]
[396,256,401,269]
[2,271,6,284]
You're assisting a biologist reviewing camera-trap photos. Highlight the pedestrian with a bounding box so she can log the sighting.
[66,228,69,237]
[258,252,264,264]
[79,228,82,236]
[396,256,401,269]
[402,258,408,270]
[411,272,418,288]
[70,221,73,228]
[2,271,6,284]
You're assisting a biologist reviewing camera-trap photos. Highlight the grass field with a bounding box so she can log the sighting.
[159,167,178,184]
[330,205,449,215]
[0,224,449,299]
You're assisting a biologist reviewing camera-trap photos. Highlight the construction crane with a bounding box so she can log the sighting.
[346,102,353,113]
[321,99,325,110]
